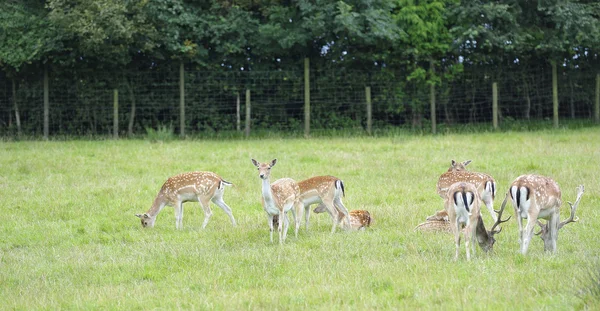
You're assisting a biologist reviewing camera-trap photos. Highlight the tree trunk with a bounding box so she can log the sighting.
[125,78,136,136]
[11,79,21,136]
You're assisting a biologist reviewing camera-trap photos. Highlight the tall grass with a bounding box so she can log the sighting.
[0,128,599,309]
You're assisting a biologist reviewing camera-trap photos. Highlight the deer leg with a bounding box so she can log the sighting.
[267,214,275,243]
[334,196,351,230]
[449,214,460,261]
[278,211,284,244]
[282,212,290,244]
[515,205,524,247]
[547,212,560,253]
[465,225,471,261]
[521,216,537,255]
[294,201,303,238]
[198,197,212,229]
[321,199,339,234]
[481,191,497,223]
[211,196,237,227]
[174,201,183,229]
[304,203,311,230]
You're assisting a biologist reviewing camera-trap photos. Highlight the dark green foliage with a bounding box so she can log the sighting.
[0,0,598,137]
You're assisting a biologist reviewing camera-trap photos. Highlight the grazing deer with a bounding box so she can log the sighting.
[251,158,303,244]
[436,160,498,222]
[445,182,481,261]
[535,185,583,252]
[298,176,350,233]
[416,210,509,254]
[498,174,584,254]
[135,171,236,229]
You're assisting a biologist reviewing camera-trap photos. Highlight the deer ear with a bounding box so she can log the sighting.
[143,213,151,219]
[451,160,457,167]
[251,159,259,167]
[135,214,143,218]
[270,159,277,167]
[463,160,472,166]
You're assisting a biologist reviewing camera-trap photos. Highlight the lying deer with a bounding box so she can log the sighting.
[435,160,498,222]
[498,174,584,254]
[444,182,510,260]
[300,175,350,232]
[135,171,236,229]
[252,158,303,244]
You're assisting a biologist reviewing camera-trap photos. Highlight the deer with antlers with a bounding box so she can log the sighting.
[135,171,237,229]
[498,174,584,254]
[299,175,351,232]
[252,159,303,244]
[444,181,510,261]
[432,160,498,223]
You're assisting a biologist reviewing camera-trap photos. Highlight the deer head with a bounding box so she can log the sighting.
[475,200,511,253]
[135,213,156,228]
[252,158,277,180]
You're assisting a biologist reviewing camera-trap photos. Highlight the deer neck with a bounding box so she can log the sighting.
[475,216,493,250]
[146,192,167,218]
[261,177,275,206]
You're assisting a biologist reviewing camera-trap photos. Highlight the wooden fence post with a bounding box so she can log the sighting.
[365,86,372,135]
[552,61,559,128]
[179,62,185,137]
[492,82,498,130]
[245,89,251,137]
[113,89,119,139]
[43,66,49,140]
[304,57,310,138]
[430,61,437,134]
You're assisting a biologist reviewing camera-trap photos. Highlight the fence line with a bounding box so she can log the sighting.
[0,64,598,137]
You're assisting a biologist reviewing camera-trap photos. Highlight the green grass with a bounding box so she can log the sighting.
[1,128,599,309]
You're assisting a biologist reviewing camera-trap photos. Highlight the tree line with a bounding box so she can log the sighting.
[1,0,599,137]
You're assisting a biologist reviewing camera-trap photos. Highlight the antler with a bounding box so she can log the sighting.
[558,184,584,230]
[490,193,512,234]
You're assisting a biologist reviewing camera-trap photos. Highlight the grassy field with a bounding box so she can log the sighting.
[1,128,599,310]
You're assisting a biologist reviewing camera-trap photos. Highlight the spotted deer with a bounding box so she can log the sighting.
[498,174,584,254]
[445,182,481,261]
[251,158,303,244]
[135,171,236,229]
[298,175,350,233]
[346,210,372,230]
[444,182,509,260]
[434,160,498,223]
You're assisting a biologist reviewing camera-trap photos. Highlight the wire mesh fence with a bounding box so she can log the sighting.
[0,63,598,138]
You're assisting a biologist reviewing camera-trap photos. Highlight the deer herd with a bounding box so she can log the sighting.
[135,158,584,260]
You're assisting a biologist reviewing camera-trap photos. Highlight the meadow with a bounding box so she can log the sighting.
[1,128,599,310]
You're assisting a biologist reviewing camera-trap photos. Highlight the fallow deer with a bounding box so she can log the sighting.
[445,182,481,260]
[435,160,498,223]
[251,158,303,244]
[330,209,372,230]
[498,174,584,254]
[298,175,350,233]
[135,171,236,229]
[535,185,583,252]
[346,210,372,230]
